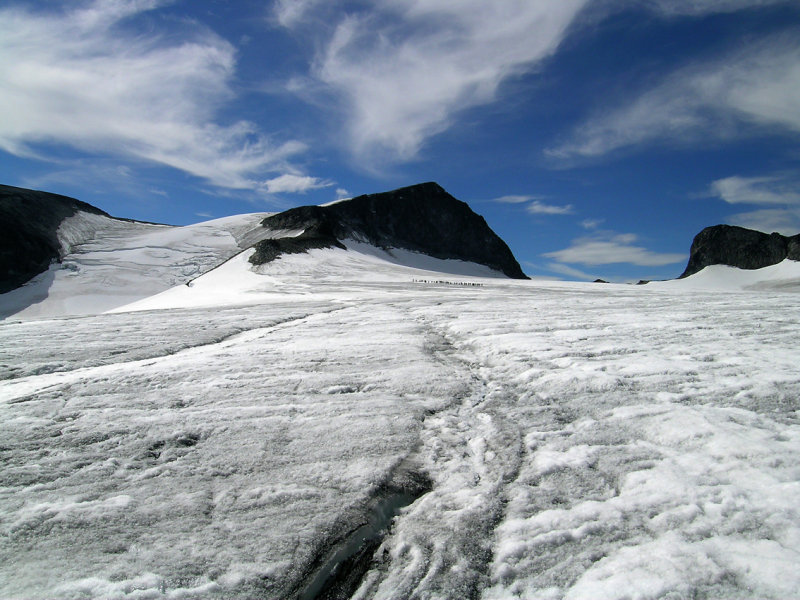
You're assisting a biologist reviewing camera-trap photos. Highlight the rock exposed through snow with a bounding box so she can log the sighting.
[0,184,111,293]
[254,182,529,280]
[680,224,800,278]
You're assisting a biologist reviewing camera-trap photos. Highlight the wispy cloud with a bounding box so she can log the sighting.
[0,0,312,190]
[273,0,326,27]
[644,0,793,16]
[490,194,573,215]
[281,1,590,164]
[548,35,800,159]
[542,261,599,281]
[708,173,800,234]
[544,232,686,266]
[580,218,604,229]
[709,174,800,205]
[260,174,331,194]
[526,200,574,215]
[727,208,800,234]
[492,194,542,204]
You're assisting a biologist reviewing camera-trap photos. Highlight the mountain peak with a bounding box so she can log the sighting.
[252,182,529,279]
[680,224,800,278]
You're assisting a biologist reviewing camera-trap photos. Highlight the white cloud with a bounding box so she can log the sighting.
[273,0,323,27]
[644,0,792,15]
[542,261,599,281]
[526,200,574,215]
[548,36,800,159]
[581,218,604,229]
[727,208,800,235]
[490,194,573,215]
[544,233,686,266]
[707,173,800,234]
[260,173,331,194]
[492,194,541,204]
[335,188,351,199]
[710,174,800,205]
[0,0,310,190]
[282,0,590,163]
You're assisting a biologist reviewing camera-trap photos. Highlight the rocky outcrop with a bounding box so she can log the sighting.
[0,184,110,293]
[249,222,346,265]
[680,224,800,278]
[252,182,528,279]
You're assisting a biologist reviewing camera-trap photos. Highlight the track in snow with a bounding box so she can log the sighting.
[2,283,799,599]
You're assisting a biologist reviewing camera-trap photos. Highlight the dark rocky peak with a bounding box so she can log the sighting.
[0,185,110,293]
[254,182,528,279]
[680,224,800,278]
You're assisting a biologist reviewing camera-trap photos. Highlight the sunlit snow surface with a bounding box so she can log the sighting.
[2,251,800,598]
[0,212,271,319]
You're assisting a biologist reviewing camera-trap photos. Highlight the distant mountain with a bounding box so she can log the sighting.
[680,224,800,278]
[252,182,529,279]
[0,182,527,318]
[0,184,111,293]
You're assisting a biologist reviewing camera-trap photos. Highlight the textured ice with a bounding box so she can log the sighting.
[0,212,270,319]
[1,251,799,598]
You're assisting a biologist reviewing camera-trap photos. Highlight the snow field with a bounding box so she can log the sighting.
[0,300,469,598]
[0,212,270,319]
[1,274,799,598]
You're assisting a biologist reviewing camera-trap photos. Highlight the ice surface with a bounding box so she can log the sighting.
[2,271,799,599]
[0,212,270,319]
[2,223,800,598]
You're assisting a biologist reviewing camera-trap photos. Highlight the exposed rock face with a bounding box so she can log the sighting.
[249,222,346,265]
[252,182,529,279]
[0,185,109,293]
[680,224,800,278]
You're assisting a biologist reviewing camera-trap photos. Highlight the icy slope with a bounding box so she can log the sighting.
[2,279,799,599]
[0,212,270,319]
[650,258,800,291]
[113,241,507,313]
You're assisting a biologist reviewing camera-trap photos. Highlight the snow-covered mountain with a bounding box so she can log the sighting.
[0,183,527,319]
[2,185,800,600]
[0,184,112,294]
[251,182,528,279]
[680,224,800,278]
[0,207,271,319]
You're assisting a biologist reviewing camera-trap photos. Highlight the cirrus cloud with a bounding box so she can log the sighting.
[710,174,800,205]
[544,232,686,266]
[526,200,574,215]
[0,0,312,191]
[282,0,591,163]
[708,173,800,234]
[548,35,800,160]
[260,174,331,194]
[643,0,793,15]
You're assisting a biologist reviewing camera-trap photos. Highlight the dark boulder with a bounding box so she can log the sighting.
[680,224,800,278]
[0,184,109,293]
[254,182,528,279]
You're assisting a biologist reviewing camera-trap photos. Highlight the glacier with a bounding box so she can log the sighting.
[1,215,800,599]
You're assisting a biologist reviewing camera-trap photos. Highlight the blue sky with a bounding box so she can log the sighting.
[1,0,799,281]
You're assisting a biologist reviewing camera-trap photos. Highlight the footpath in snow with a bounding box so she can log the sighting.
[2,274,799,599]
